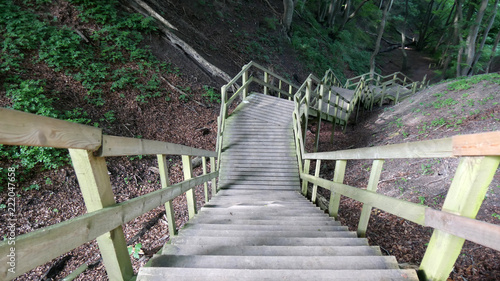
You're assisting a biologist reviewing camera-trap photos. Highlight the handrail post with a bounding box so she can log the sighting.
[357,159,384,237]
[311,160,321,203]
[242,70,249,99]
[182,155,197,218]
[69,149,134,280]
[202,157,209,203]
[329,160,347,218]
[301,159,311,196]
[210,157,217,196]
[157,154,177,236]
[304,79,312,143]
[314,84,324,152]
[419,156,500,280]
[264,72,269,95]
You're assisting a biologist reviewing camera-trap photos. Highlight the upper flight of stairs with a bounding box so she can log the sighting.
[137,93,418,280]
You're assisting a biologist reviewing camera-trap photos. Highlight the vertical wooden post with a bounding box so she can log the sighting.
[357,159,384,237]
[242,70,249,99]
[419,156,500,280]
[311,160,321,203]
[289,84,293,100]
[303,79,312,142]
[264,72,269,95]
[182,155,197,219]
[278,80,282,99]
[314,85,323,152]
[302,159,311,196]
[69,149,133,281]
[157,154,177,236]
[202,157,209,203]
[329,160,347,218]
[210,157,217,196]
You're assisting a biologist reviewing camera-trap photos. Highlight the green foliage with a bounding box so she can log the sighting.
[202,85,220,103]
[128,243,142,259]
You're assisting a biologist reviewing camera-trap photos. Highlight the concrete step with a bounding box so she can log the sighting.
[177,229,355,238]
[137,268,419,281]
[161,244,383,256]
[148,255,399,270]
[170,236,370,246]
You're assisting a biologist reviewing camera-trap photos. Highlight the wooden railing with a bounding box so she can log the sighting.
[344,71,428,110]
[294,110,500,281]
[0,108,218,280]
[217,61,301,166]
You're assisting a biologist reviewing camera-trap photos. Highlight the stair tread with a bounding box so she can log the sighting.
[161,245,383,256]
[138,268,418,281]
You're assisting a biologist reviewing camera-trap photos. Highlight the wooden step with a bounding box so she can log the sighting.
[138,268,419,281]
[170,236,370,247]
[161,244,383,256]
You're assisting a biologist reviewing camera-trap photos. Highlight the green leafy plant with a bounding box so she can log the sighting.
[202,85,220,103]
[128,243,142,259]
[492,213,500,220]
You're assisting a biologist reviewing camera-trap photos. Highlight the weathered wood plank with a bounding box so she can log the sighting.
[99,135,216,157]
[357,160,384,237]
[158,154,177,236]
[329,160,346,218]
[68,149,133,281]
[0,172,218,280]
[419,156,500,280]
[304,138,452,160]
[452,131,500,156]
[425,208,500,252]
[182,155,197,219]
[0,108,102,150]
[301,174,427,225]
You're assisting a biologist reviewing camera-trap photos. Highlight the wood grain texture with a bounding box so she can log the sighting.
[99,135,216,157]
[304,138,453,160]
[0,172,218,280]
[452,131,500,156]
[0,108,102,150]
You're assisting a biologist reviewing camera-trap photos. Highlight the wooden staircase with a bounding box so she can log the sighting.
[137,93,418,280]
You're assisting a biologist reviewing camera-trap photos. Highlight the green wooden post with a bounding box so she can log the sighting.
[302,159,311,196]
[242,70,249,99]
[210,157,217,196]
[182,155,197,219]
[419,156,500,280]
[278,80,282,98]
[69,149,134,281]
[304,79,312,142]
[288,84,293,101]
[202,157,209,203]
[157,154,177,236]
[357,159,384,237]
[264,72,269,95]
[329,160,347,218]
[311,160,321,203]
[314,84,323,152]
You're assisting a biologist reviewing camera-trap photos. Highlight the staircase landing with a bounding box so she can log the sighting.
[137,93,418,280]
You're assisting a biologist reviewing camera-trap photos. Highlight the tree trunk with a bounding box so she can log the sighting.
[470,0,498,75]
[453,0,464,77]
[369,0,392,76]
[417,0,435,50]
[486,29,500,73]
[401,0,409,71]
[460,0,488,76]
[283,0,294,32]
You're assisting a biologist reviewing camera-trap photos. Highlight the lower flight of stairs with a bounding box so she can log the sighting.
[137,190,418,280]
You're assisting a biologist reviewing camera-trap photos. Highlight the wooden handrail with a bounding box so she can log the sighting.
[0,108,102,151]
[0,171,218,280]
[99,135,217,157]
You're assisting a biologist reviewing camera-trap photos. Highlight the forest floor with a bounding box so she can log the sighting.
[1,0,500,280]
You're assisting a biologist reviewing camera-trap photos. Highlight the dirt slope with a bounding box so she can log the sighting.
[309,75,500,280]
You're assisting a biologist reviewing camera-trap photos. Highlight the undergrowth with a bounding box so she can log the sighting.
[0,0,178,187]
